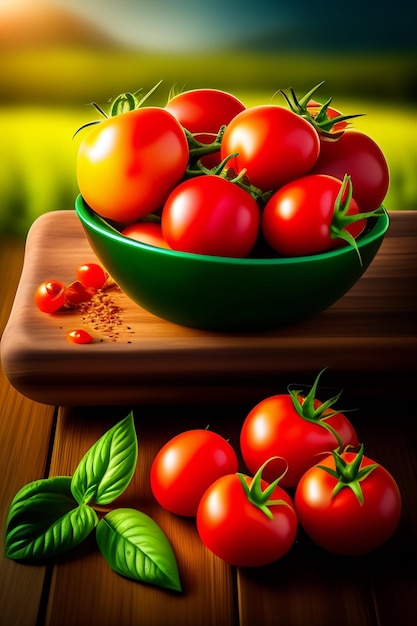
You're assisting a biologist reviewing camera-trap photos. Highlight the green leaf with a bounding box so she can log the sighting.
[5,476,98,560]
[96,508,182,592]
[71,412,138,506]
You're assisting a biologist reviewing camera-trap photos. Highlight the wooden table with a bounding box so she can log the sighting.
[1,211,416,626]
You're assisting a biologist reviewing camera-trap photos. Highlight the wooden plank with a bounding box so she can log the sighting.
[0,366,56,626]
[0,235,24,335]
[1,211,416,406]
[1,217,416,626]
[1,235,56,626]
[44,404,240,626]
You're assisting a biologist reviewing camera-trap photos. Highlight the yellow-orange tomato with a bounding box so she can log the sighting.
[76,107,189,225]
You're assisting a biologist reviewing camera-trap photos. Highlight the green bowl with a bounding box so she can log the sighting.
[75,195,389,331]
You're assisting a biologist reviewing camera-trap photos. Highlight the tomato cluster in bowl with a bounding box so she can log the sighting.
[74,82,390,330]
[75,81,389,262]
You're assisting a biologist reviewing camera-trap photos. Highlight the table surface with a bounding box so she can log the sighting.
[1,210,416,406]
[1,210,416,626]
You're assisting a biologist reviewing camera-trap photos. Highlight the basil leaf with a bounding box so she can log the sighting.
[96,508,182,592]
[5,476,98,560]
[71,412,138,506]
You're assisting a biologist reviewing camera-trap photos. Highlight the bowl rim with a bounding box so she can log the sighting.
[75,194,389,267]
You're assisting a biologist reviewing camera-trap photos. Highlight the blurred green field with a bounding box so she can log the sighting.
[1,50,416,237]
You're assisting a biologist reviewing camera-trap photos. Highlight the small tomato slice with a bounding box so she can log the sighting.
[67,329,93,344]
[64,280,96,308]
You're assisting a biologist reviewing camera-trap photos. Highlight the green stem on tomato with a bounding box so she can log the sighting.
[277,81,365,138]
[316,443,378,504]
[288,368,350,450]
[330,174,385,266]
[237,457,290,519]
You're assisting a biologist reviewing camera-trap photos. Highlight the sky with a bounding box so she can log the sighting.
[0,0,417,53]
[31,0,417,53]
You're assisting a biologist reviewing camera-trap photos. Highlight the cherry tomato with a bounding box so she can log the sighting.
[161,175,260,257]
[76,263,108,290]
[309,130,390,212]
[64,280,96,308]
[261,174,365,257]
[165,88,245,138]
[220,105,320,191]
[295,445,402,555]
[76,107,189,224]
[196,462,298,567]
[67,329,93,344]
[166,88,246,168]
[121,221,171,249]
[34,280,66,313]
[240,370,359,488]
[150,429,239,517]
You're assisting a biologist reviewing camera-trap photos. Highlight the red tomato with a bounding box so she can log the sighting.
[76,107,189,224]
[150,429,239,517]
[220,105,320,191]
[34,280,66,313]
[240,370,359,488]
[309,130,390,212]
[165,88,245,138]
[122,221,171,249]
[67,329,93,344]
[64,280,96,308]
[197,465,298,567]
[161,175,260,257]
[261,174,365,257]
[76,263,108,290]
[165,88,246,169]
[295,445,402,555]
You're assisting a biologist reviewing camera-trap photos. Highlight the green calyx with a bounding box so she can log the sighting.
[277,81,364,139]
[185,126,225,164]
[238,457,291,519]
[317,443,378,505]
[186,148,272,205]
[330,174,385,266]
[288,368,347,449]
[73,81,163,138]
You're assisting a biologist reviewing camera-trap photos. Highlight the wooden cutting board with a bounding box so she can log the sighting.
[1,210,416,406]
